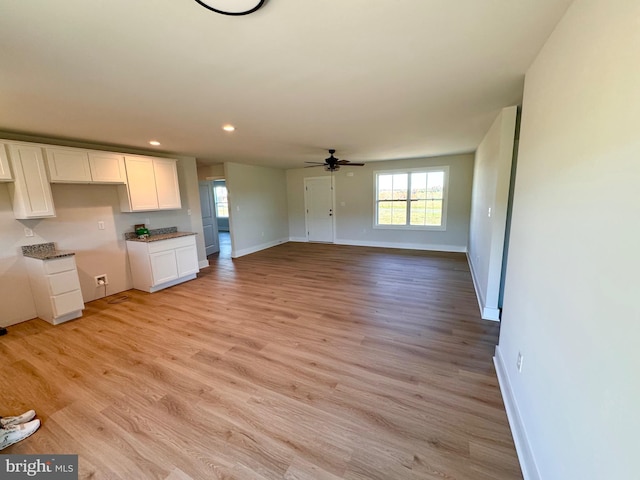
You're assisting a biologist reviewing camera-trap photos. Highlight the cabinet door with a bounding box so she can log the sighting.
[8,144,56,218]
[0,143,12,181]
[176,245,199,277]
[45,148,92,183]
[89,152,126,183]
[153,158,181,210]
[150,250,178,285]
[124,156,159,210]
[51,290,84,318]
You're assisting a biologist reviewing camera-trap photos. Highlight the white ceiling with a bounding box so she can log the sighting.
[0,0,572,169]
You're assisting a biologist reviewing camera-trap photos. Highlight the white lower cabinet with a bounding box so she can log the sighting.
[126,235,199,293]
[24,255,84,325]
[150,250,180,285]
[176,245,200,277]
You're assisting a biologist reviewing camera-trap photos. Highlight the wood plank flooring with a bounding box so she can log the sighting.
[1,242,522,479]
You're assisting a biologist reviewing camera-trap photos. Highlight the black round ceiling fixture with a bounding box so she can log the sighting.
[194,0,267,16]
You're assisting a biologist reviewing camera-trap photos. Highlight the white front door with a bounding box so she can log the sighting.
[305,176,334,242]
[199,181,219,256]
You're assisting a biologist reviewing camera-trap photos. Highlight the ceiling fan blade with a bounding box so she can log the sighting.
[305,161,327,165]
[304,165,323,168]
[337,160,365,166]
[346,162,365,166]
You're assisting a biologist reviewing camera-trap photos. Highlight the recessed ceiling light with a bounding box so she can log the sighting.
[149,140,161,146]
[222,124,235,132]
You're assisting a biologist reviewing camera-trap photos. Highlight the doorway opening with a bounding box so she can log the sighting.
[199,179,232,261]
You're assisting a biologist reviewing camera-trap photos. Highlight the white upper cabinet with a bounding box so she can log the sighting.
[0,143,13,181]
[88,152,126,183]
[153,158,182,210]
[46,148,92,182]
[121,156,159,211]
[7,143,56,219]
[119,156,181,212]
[45,147,126,184]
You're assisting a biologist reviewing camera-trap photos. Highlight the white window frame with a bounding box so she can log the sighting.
[373,166,449,231]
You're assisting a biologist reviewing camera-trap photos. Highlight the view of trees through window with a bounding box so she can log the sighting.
[376,170,445,227]
[214,184,229,218]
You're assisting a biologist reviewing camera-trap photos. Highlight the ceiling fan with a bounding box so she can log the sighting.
[305,149,365,172]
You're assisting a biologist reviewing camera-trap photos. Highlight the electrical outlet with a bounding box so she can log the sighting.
[517,352,524,372]
[95,274,108,287]
[24,228,34,237]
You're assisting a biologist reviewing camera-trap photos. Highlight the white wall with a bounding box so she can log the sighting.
[468,106,517,320]
[198,163,225,180]
[287,154,474,252]
[496,1,640,479]
[0,138,205,327]
[224,162,289,257]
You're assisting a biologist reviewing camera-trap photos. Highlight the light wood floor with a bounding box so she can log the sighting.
[2,242,522,480]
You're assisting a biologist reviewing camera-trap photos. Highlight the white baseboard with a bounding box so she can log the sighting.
[467,253,501,322]
[288,236,308,242]
[232,238,288,258]
[482,306,501,321]
[0,312,37,328]
[494,346,540,480]
[334,238,467,253]
[198,260,210,269]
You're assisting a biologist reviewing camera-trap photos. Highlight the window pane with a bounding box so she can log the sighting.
[378,174,393,200]
[410,199,427,225]
[391,201,407,224]
[377,201,407,225]
[377,201,393,224]
[425,199,442,226]
[426,171,444,199]
[410,172,427,200]
[391,173,408,200]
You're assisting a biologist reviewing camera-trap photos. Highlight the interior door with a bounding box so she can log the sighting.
[305,176,334,242]
[199,181,220,256]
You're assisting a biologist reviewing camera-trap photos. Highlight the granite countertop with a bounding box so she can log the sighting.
[22,242,75,260]
[124,226,197,243]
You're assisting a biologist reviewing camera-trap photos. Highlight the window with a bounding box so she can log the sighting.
[375,167,448,229]
[214,182,229,218]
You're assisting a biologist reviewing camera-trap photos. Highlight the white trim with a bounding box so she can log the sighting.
[467,253,501,321]
[232,237,288,258]
[482,307,500,321]
[198,260,210,269]
[288,236,308,242]
[334,238,466,253]
[494,346,540,480]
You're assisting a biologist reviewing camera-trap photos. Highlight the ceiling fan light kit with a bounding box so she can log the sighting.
[194,0,267,16]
